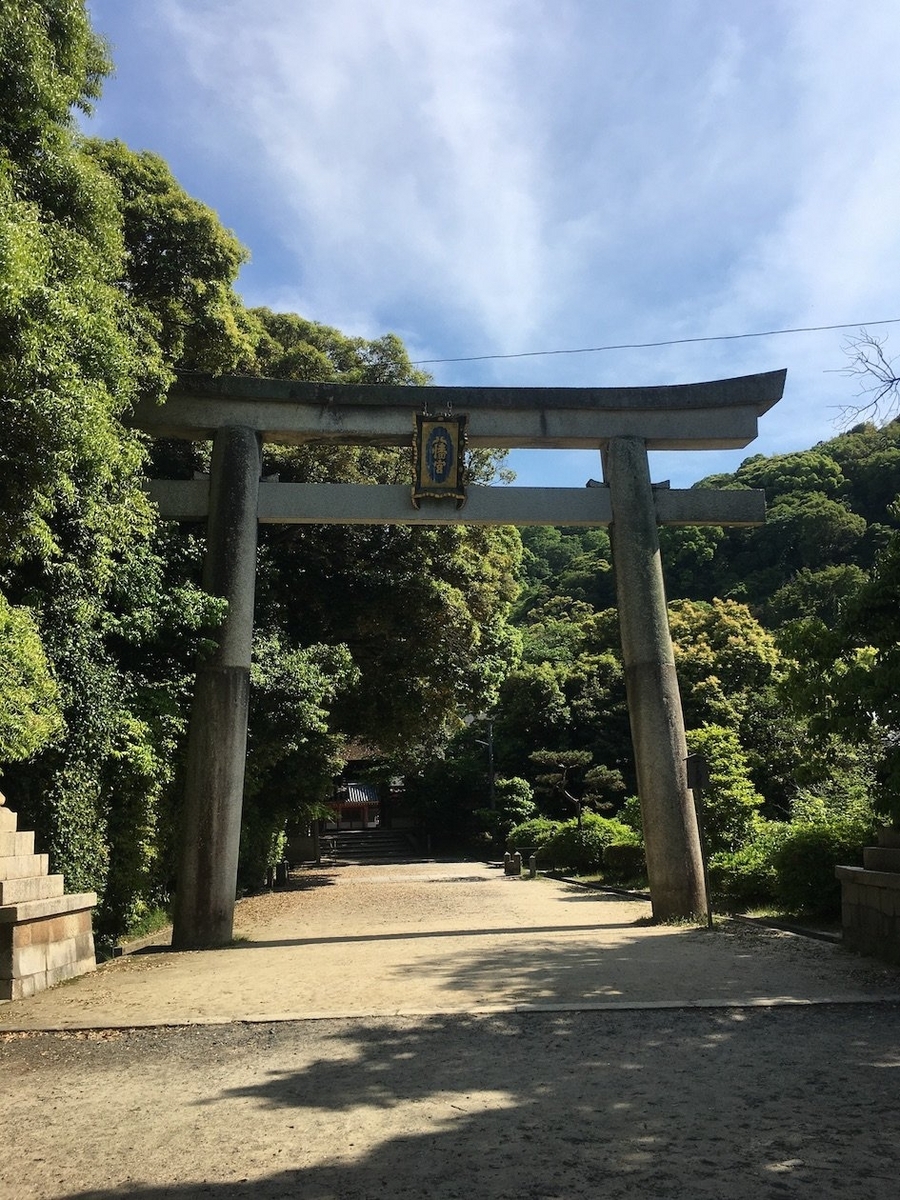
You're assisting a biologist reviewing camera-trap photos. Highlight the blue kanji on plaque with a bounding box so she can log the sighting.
[412,413,467,508]
[426,425,454,483]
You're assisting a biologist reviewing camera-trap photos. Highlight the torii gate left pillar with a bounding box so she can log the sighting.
[172,426,260,949]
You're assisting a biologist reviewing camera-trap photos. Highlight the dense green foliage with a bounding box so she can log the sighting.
[536,813,637,873]
[507,817,562,853]
[0,594,61,761]
[493,418,900,915]
[0,1,227,940]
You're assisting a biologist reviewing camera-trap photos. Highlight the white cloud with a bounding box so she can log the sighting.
[155,0,558,346]
[85,0,900,484]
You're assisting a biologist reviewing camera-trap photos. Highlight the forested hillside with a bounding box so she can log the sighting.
[460,420,900,914]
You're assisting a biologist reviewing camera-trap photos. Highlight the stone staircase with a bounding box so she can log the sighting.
[324,828,422,865]
[0,791,97,1000]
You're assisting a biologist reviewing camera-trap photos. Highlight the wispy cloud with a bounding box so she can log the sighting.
[156,0,558,346]
[86,0,900,483]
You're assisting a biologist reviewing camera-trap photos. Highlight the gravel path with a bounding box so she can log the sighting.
[2,861,898,1030]
[2,859,900,1197]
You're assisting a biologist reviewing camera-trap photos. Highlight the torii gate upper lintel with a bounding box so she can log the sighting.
[129,368,786,948]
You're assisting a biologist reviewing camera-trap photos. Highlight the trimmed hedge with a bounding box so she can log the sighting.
[602,840,645,883]
[708,817,872,917]
[537,814,635,872]
[507,817,561,853]
[772,821,869,917]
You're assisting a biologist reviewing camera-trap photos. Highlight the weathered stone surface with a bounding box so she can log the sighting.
[836,864,900,964]
[173,666,251,948]
[149,480,767,529]
[2,920,95,978]
[10,909,93,946]
[130,369,787,451]
[173,425,261,950]
[0,953,96,1001]
[605,435,708,922]
[0,831,34,856]
[0,874,65,905]
[0,852,50,880]
[0,891,98,924]
[864,845,900,872]
[0,795,97,996]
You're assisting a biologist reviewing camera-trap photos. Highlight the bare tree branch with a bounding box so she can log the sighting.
[837,329,900,426]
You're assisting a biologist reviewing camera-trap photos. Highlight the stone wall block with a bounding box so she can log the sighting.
[0,831,34,856]
[0,853,50,881]
[0,798,98,997]
[1,973,38,1001]
[0,874,65,904]
[864,845,900,872]
[838,863,900,964]
[45,937,81,972]
[10,941,46,979]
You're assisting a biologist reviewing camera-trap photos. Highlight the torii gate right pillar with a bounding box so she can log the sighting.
[604,435,709,921]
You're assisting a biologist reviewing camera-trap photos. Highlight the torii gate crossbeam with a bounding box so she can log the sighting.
[131,369,786,947]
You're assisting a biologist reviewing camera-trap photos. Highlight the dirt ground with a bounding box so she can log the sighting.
[3,860,900,1198]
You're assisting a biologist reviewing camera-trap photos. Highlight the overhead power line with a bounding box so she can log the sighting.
[411,316,900,366]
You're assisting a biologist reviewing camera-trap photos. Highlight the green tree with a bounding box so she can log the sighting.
[529,749,594,827]
[797,516,900,823]
[0,596,62,762]
[84,139,255,374]
[686,725,763,854]
[668,598,779,730]
[241,635,358,885]
[0,2,253,940]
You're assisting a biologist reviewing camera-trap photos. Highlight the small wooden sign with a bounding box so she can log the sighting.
[412,413,467,508]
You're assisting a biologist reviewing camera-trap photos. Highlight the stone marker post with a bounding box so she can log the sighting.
[172,426,261,949]
[604,435,709,921]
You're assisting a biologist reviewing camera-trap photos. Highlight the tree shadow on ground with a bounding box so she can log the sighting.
[272,870,341,892]
[7,876,900,1197]
[40,1003,900,1199]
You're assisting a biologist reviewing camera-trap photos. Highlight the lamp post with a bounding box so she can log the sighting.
[464,712,495,809]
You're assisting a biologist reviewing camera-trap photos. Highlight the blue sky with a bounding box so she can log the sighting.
[84,0,900,488]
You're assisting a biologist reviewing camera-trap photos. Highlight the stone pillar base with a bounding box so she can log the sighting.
[837,848,900,964]
[0,894,98,1000]
[0,793,97,1000]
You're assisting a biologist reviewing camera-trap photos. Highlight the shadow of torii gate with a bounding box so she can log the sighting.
[132,368,786,949]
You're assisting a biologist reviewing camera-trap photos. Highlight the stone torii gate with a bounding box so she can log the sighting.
[132,367,785,948]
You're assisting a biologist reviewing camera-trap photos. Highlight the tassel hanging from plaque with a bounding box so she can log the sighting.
[412,412,468,509]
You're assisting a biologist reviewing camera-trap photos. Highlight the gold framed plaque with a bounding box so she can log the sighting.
[412,413,468,508]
